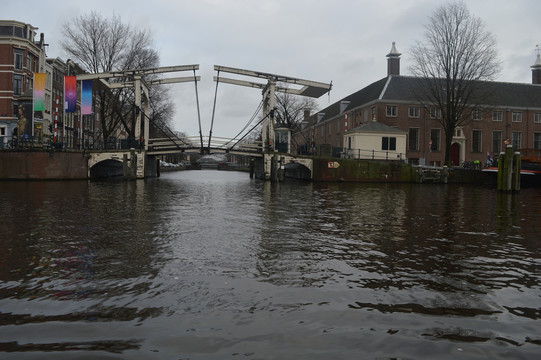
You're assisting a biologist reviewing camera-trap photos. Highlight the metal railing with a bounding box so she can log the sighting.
[340,148,405,162]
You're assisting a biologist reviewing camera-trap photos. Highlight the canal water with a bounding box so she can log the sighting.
[0,170,539,359]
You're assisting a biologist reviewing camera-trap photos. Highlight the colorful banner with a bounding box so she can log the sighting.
[65,76,77,113]
[81,80,93,115]
[33,73,47,111]
[16,102,33,139]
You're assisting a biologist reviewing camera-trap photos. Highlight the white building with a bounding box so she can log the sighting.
[343,119,407,161]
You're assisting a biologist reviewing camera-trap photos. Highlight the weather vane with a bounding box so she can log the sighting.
[536,44,540,55]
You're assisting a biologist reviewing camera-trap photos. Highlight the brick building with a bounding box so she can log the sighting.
[1,19,97,149]
[0,20,47,147]
[294,43,541,166]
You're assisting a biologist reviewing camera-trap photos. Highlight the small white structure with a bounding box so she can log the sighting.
[343,120,407,160]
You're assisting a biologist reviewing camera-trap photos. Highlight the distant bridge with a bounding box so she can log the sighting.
[147,136,263,157]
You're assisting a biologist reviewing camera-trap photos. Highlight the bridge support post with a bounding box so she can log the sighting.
[123,154,129,178]
[130,148,137,180]
[270,154,278,182]
[278,156,285,181]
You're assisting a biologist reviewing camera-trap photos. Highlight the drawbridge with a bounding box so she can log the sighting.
[77,64,332,179]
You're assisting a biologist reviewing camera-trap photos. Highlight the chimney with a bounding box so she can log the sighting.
[531,52,541,84]
[303,108,311,122]
[386,42,401,77]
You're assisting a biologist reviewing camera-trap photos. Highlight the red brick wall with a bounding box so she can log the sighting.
[0,151,88,179]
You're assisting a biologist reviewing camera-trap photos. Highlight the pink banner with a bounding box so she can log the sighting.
[81,80,93,115]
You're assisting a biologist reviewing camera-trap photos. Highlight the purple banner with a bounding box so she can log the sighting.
[65,76,77,113]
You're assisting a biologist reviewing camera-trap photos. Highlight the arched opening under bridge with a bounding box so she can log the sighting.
[90,159,124,179]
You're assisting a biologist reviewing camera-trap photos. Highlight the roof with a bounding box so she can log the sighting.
[312,74,541,123]
[348,120,406,134]
[315,77,388,122]
[380,76,541,108]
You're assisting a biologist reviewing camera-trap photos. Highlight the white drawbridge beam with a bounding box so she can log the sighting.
[213,65,332,163]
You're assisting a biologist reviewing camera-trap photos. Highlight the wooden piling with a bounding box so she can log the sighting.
[512,151,521,191]
[497,145,520,192]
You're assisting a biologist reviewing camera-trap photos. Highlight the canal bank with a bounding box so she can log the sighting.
[256,154,487,184]
[0,150,159,180]
[1,150,487,184]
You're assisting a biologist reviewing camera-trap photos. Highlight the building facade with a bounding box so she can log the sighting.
[1,19,99,150]
[0,20,47,148]
[294,43,541,167]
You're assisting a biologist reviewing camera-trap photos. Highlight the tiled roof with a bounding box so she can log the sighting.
[315,77,388,122]
[381,75,541,108]
[314,75,541,122]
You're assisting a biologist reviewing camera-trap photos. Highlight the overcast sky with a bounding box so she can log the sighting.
[4,0,541,139]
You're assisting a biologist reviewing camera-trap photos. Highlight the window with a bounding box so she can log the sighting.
[492,110,503,121]
[382,137,397,151]
[13,74,22,95]
[386,105,397,117]
[408,128,419,151]
[472,109,483,121]
[14,49,23,70]
[408,106,420,118]
[535,113,541,123]
[534,133,541,149]
[430,129,441,151]
[430,107,441,119]
[492,131,502,154]
[371,107,376,121]
[512,131,522,150]
[512,111,522,122]
[472,130,482,153]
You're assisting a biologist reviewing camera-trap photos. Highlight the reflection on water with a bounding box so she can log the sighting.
[0,171,540,359]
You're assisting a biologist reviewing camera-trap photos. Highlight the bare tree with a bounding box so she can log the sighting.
[61,12,174,147]
[409,1,500,165]
[274,87,317,129]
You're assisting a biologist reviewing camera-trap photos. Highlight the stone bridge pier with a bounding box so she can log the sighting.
[88,149,156,179]
[261,153,313,181]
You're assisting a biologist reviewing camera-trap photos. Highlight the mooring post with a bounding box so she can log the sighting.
[498,145,518,192]
[512,151,521,191]
[497,151,505,191]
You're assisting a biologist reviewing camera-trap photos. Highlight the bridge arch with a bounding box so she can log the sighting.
[263,154,313,181]
[284,162,311,180]
[87,150,146,179]
[89,159,124,179]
